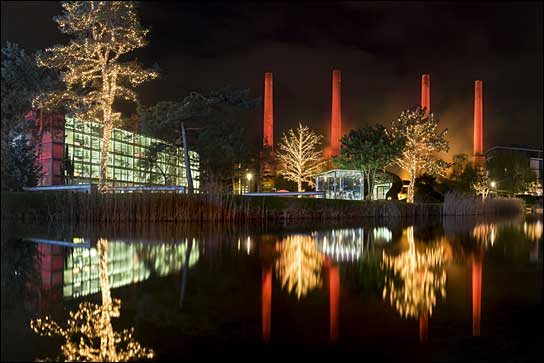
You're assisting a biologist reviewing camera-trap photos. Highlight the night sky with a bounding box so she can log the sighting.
[2,1,543,160]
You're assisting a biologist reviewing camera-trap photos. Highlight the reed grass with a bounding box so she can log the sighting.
[4,191,522,224]
[442,192,524,216]
[2,191,443,223]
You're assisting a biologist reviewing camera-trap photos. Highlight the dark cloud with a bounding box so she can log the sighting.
[2,1,542,158]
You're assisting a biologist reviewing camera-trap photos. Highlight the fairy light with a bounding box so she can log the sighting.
[314,228,365,262]
[381,227,447,319]
[30,238,155,361]
[276,235,325,299]
[33,1,158,190]
[276,123,328,191]
[472,223,498,247]
[390,107,449,203]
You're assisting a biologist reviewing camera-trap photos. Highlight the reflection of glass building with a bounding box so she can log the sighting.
[27,112,199,188]
[315,169,392,200]
[313,228,365,261]
[64,240,199,299]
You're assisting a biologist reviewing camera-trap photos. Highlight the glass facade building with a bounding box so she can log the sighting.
[26,111,199,189]
[315,169,393,200]
[64,116,199,188]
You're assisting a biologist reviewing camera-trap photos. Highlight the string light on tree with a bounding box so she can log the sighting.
[33,1,158,191]
[276,123,327,192]
[275,235,325,299]
[381,227,447,319]
[390,107,449,203]
[30,238,155,361]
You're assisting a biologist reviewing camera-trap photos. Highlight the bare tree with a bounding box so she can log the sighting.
[276,123,327,192]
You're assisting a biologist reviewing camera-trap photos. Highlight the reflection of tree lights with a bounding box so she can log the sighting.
[30,238,155,361]
[314,228,364,261]
[472,224,497,246]
[373,227,392,243]
[247,236,251,255]
[524,220,543,241]
[381,227,447,319]
[276,235,324,299]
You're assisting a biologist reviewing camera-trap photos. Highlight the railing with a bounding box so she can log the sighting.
[23,238,91,248]
[244,191,325,198]
[22,184,187,193]
[105,186,187,193]
[23,184,96,193]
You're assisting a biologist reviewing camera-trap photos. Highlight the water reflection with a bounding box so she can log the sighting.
[524,220,543,242]
[65,239,199,299]
[314,228,365,261]
[381,226,447,342]
[30,238,155,361]
[471,224,497,246]
[276,235,325,299]
[1,217,540,360]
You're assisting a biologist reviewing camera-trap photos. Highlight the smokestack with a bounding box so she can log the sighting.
[473,80,484,165]
[421,74,430,115]
[330,69,342,156]
[263,72,274,149]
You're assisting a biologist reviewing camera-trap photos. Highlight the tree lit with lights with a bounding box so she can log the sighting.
[276,123,327,192]
[30,238,155,361]
[472,170,492,201]
[381,227,447,319]
[33,1,158,190]
[390,107,449,203]
[276,235,325,299]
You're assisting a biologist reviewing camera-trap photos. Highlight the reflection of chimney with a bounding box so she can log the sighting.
[472,251,482,337]
[473,80,484,166]
[262,265,272,342]
[419,312,429,343]
[329,264,340,343]
[421,74,430,115]
[330,70,342,156]
[263,72,274,149]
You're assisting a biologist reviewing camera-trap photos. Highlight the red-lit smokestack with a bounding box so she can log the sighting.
[263,72,274,149]
[473,80,483,157]
[421,74,430,115]
[330,69,342,156]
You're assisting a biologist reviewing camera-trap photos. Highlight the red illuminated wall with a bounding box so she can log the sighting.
[25,111,66,186]
[421,74,430,115]
[263,72,274,149]
[330,69,342,157]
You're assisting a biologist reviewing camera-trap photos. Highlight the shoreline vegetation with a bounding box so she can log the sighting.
[1,191,525,223]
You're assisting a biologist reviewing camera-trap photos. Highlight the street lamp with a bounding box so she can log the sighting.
[246,173,253,193]
[490,181,496,188]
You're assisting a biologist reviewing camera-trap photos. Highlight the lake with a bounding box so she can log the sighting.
[1,216,542,362]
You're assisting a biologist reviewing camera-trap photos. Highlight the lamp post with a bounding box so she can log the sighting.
[490,180,496,197]
[247,173,253,193]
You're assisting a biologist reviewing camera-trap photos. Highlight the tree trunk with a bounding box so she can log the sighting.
[97,238,117,361]
[98,123,113,191]
[367,172,373,200]
[179,238,193,308]
[182,122,194,194]
[297,179,302,193]
[407,166,416,204]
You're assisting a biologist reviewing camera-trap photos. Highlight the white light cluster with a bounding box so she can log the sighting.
[314,228,365,262]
